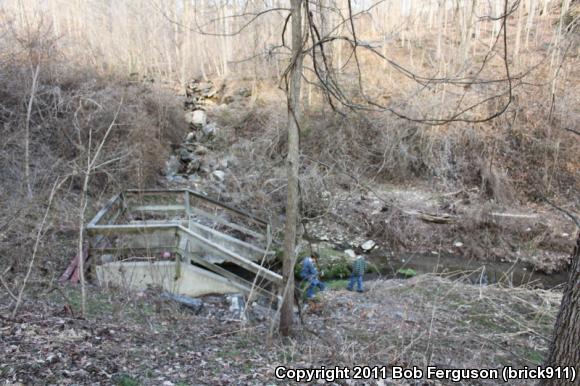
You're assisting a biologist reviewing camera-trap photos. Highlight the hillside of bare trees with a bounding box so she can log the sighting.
[1,0,579,385]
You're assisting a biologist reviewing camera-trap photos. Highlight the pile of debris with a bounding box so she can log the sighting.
[165,79,231,186]
[162,292,275,323]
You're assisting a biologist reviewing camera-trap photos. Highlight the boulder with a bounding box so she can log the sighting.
[185,132,195,143]
[184,110,207,127]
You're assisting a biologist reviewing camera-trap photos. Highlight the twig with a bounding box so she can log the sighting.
[0,266,17,302]
[12,179,60,317]
[543,197,580,228]
[563,127,580,137]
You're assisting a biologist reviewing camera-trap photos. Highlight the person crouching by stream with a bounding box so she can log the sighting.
[347,255,367,293]
[301,253,325,299]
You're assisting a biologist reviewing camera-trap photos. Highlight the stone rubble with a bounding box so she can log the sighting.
[165,79,234,190]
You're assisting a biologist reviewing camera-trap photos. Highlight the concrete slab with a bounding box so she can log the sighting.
[96,261,240,297]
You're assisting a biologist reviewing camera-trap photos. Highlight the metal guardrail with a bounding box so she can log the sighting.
[85,189,279,299]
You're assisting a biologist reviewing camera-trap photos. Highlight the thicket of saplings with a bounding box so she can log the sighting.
[0,41,186,281]
[0,6,578,297]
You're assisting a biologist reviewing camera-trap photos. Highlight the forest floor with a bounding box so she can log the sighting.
[0,274,561,386]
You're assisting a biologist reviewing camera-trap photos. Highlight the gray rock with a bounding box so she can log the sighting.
[161,293,203,314]
[248,302,272,322]
[194,145,208,156]
[186,159,201,174]
[201,123,218,137]
[184,110,207,127]
[179,148,195,162]
[211,170,225,182]
[218,158,229,169]
[164,155,180,176]
[361,240,376,251]
[185,132,195,143]
[167,175,187,184]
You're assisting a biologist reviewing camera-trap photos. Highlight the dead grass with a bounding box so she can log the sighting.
[0,47,187,279]
[0,274,561,385]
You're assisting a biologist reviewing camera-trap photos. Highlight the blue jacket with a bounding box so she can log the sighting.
[301,257,318,280]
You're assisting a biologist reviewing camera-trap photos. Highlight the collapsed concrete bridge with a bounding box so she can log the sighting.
[78,189,282,302]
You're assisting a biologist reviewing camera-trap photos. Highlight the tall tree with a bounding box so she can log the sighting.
[279,0,304,336]
[543,231,580,386]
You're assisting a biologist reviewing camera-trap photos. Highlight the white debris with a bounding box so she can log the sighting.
[227,294,246,319]
[361,240,376,251]
[454,241,464,247]
[344,249,356,259]
[185,109,207,127]
[211,170,225,182]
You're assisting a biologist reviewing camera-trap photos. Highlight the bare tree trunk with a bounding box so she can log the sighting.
[279,0,303,337]
[12,179,60,317]
[77,169,90,316]
[543,232,580,386]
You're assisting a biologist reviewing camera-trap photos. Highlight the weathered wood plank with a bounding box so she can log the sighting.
[87,193,122,227]
[125,188,268,226]
[131,205,185,212]
[178,249,280,302]
[91,246,175,255]
[186,219,273,258]
[86,223,177,236]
